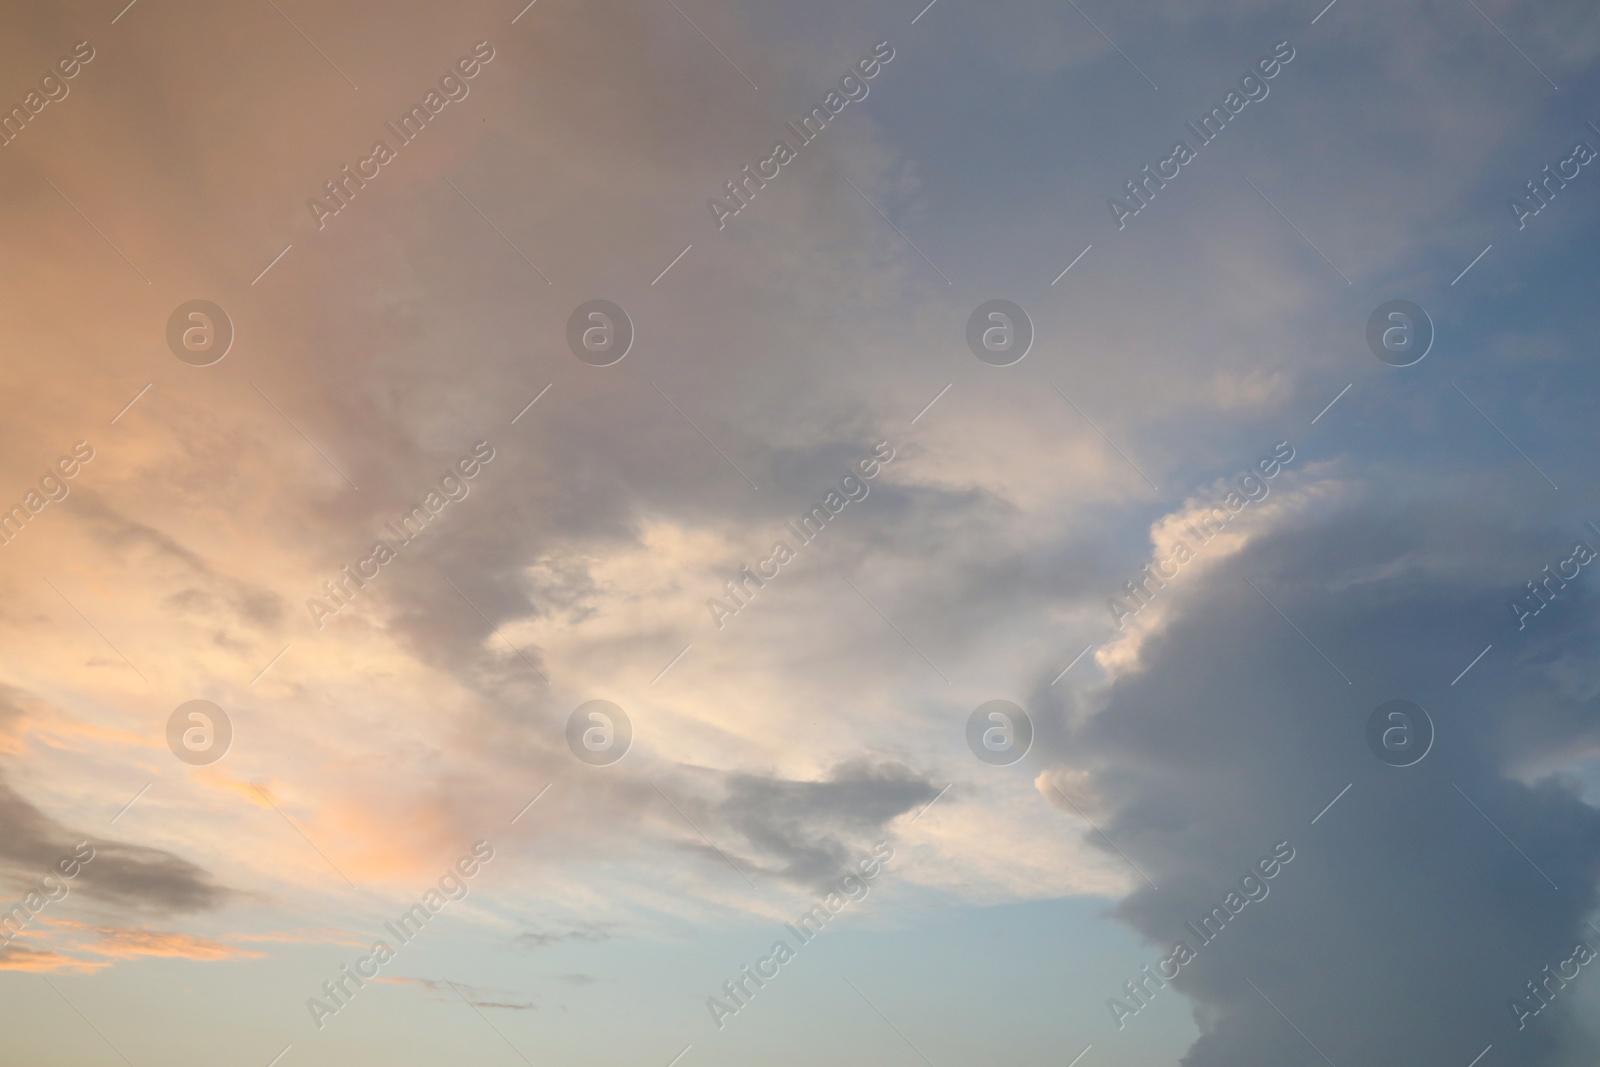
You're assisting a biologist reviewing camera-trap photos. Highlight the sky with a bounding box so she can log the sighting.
[2,0,1600,1065]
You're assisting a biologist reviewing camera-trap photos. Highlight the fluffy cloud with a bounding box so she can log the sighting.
[1043,481,1600,1065]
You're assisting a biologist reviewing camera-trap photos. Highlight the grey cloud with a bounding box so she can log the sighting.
[555,972,595,985]
[70,839,231,915]
[711,759,938,890]
[0,775,228,915]
[1043,488,1600,1066]
[514,923,615,951]
[0,689,228,916]
[0,777,228,914]
[389,976,535,1010]
[70,491,285,633]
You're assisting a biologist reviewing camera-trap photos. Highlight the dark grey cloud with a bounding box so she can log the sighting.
[0,688,228,915]
[1042,486,1600,1066]
[0,773,229,914]
[70,837,231,915]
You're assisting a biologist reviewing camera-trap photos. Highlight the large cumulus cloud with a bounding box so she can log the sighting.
[1043,477,1600,1066]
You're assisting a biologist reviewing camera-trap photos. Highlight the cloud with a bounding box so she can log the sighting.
[514,924,615,951]
[1043,482,1600,1066]
[379,976,534,1010]
[70,841,230,915]
[50,920,265,963]
[0,942,107,974]
[555,973,595,986]
[0,918,264,973]
[701,759,940,890]
[0,775,227,915]
[230,928,367,947]
[0,687,229,927]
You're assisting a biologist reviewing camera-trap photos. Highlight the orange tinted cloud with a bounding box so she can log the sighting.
[17,918,266,968]
[0,942,108,974]
[74,925,264,962]
[231,927,365,948]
